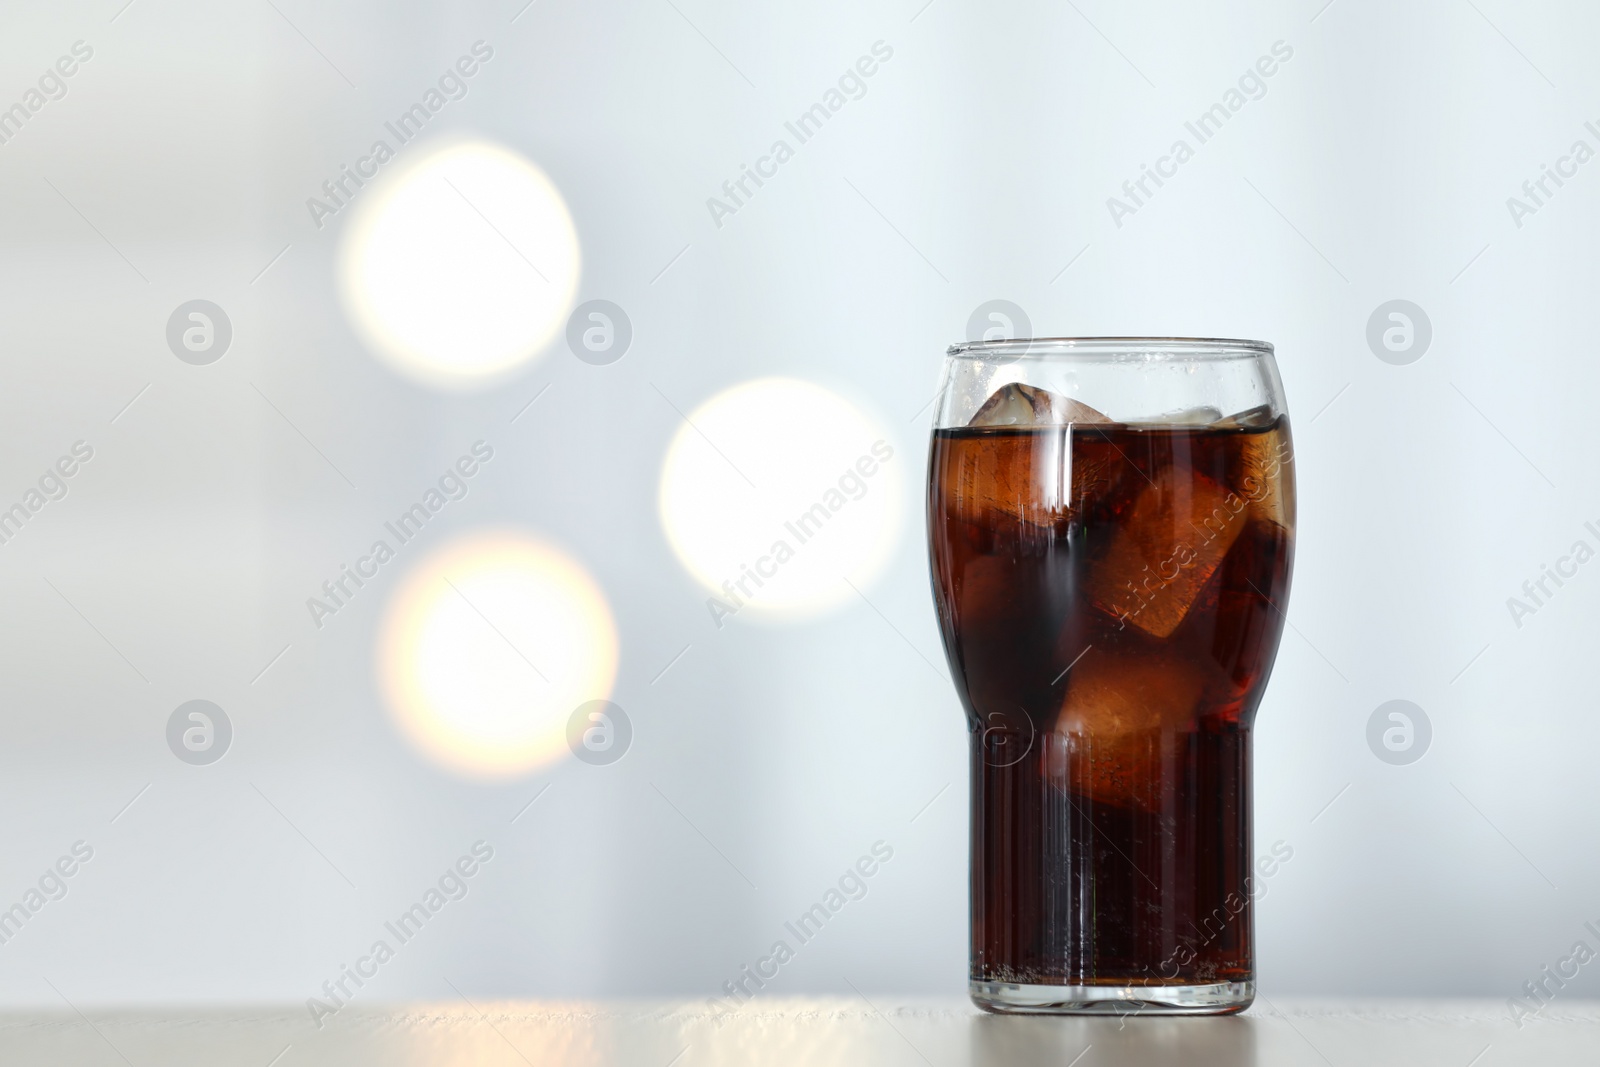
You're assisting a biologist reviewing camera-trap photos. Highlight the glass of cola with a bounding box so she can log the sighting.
[927,337,1295,1014]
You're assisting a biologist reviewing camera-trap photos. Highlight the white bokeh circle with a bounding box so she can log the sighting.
[338,139,581,389]
[376,531,618,778]
[658,378,902,619]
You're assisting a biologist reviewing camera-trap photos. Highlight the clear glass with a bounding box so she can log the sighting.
[926,337,1296,1015]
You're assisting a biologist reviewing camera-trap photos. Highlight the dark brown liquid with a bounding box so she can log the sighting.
[928,419,1294,990]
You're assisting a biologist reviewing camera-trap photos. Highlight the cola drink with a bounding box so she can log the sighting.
[929,382,1295,1012]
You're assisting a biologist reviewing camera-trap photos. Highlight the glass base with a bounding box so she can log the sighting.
[970,979,1254,1016]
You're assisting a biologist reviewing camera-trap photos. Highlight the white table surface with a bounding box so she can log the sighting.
[6,998,1591,1066]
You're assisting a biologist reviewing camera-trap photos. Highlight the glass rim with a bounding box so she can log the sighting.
[945,336,1275,359]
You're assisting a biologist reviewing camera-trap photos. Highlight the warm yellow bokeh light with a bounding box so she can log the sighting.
[376,531,618,778]
[339,139,580,389]
[658,378,902,620]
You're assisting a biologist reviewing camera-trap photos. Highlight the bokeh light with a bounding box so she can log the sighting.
[658,378,902,619]
[338,139,580,389]
[376,531,618,778]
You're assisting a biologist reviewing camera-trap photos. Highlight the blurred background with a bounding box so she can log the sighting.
[0,0,1594,1010]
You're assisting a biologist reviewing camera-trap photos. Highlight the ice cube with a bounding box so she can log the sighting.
[1083,468,1247,638]
[938,426,1122,528]
[1055,649,1209,737]
[1128,405,1223,426]
[1049,649,1214,808]
[969,383,1112,428]
[1236,423,1295,529]
[1212,404,1276,429]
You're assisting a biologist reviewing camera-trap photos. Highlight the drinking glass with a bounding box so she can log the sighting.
[927,337,1295,1014]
